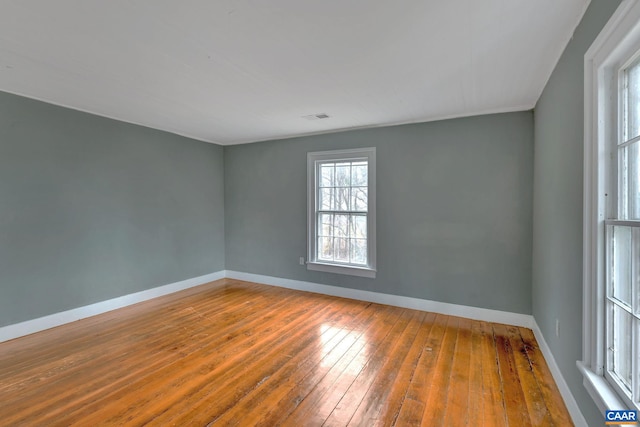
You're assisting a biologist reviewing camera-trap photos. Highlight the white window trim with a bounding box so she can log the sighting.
[582,0,640,412]
[307,147,376,279]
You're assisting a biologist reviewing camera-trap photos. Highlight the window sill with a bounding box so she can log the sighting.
[306,261,376,278]
[577,361,630,412]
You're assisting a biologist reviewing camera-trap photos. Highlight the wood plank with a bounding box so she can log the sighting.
[519,327,573,426]
[392,313,448,426]
[467,320,485,427]
[493,323,532,427]
[480,321,507,426]
[420,315,461,425]
[442,317,473,426]
[504,325,552,426]
[370,311,437,427]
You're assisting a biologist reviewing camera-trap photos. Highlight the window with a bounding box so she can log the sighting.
[582,0,640,412]
[605,56,640,408]
[307,148,376,278]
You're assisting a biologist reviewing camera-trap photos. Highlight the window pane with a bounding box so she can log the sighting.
[610,303,633,391]
[320,188,334,210]
[334,238,349,262]
[319,212,334,228]
[627,142,640,219]
[335,214,349,237]
[336,187,350,211]
[351,187,368,212]
[611,225,633,307]
[352,163,368,186]
[320,164,334,187]
[627,59,640,141]
[350,238,367,265]
[335,163,351,186]
[620,147,629,219]
[350,215,367,239]
[318,213,333,237]
[318,236,333,261]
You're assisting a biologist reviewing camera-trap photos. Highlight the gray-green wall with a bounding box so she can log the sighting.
[0,91,225,327]
[225,112,534,314]
[532,0,621,424]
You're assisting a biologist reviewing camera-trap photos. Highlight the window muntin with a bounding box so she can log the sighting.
[307,148,376,278]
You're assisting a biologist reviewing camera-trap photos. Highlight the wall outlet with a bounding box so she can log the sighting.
[555,319,560,337]
[299,257,305,265]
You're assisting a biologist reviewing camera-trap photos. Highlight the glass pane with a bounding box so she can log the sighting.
[628,142,640,219]
[318,213,333,237]
[334,214,349,238]
[319,212,333,229]
[318,236,333,261]
[627,59,640,141]
[350,238,367,265]
[320,164,334,187]
[335,163,351,187]
[351,187,368,212]
[620,147,629,219]
[320,188,334,210]
[350,215,367,239]
[611,226,633,307]
[334,238,349,262]
[352,163,368,186]
[336,188,350,211]
[611,304,633,390]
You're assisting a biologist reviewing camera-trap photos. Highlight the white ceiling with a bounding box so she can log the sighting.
[0,0,589,145]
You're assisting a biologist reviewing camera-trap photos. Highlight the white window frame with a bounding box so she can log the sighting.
[306,147,376,278]
[581,0,640,412]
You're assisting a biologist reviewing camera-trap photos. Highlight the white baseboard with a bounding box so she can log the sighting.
[0,271,225,343]
[225,270,535,328]
[531,321,587,427]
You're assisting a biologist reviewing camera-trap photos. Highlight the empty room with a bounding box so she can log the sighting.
[1,0,638,425]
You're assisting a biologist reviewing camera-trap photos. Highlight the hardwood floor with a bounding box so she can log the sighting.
[0,279,572,426]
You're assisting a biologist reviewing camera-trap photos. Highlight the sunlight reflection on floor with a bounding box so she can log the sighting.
[318,323,369,370]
